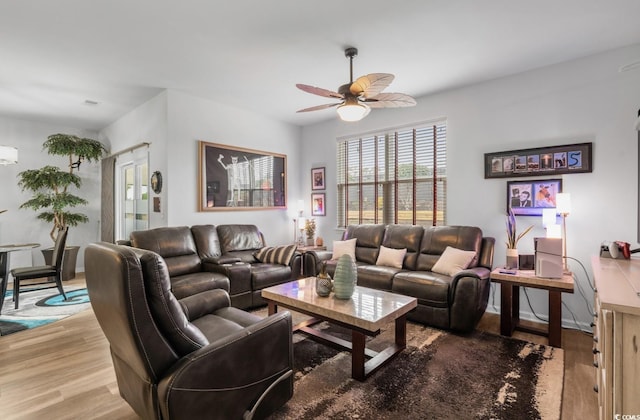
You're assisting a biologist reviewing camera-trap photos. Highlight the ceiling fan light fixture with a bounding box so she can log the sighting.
[336,98,369,122]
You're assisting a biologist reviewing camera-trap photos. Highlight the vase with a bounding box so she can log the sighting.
[315,263,332,297]
[506,248,519,270]
[333,254,357,299]
[315,236,324,247]
[306,237,314,246]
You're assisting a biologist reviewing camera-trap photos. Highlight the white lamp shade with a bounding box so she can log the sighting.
[556,193,571,214]
[546,224,562,238]
[0,146,18,165]
[542,208,557,226]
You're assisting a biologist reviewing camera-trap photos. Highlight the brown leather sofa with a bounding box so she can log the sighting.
[126,224,301,309]
[85,242,294,420]
[304,224,495,332]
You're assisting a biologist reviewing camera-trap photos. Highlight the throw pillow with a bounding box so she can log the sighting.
[254,245,297,266]
[431,246,477,276]
[375,245,407,268]
[331,238,357,260]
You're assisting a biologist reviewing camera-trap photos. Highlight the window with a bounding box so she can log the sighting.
[336,120,447,227]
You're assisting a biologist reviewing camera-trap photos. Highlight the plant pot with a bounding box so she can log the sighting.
[42,245,80,281]
[506,248,519,270]
[306,237,315,246]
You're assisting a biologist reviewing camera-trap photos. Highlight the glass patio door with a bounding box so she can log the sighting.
[116,152,148,241]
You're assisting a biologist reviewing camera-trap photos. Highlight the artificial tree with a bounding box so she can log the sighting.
[17,133,107,242]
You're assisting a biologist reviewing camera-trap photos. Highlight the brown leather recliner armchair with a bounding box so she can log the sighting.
[84,242,294,420]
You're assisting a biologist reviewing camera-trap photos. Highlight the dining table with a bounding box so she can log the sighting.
[0,243,40,313]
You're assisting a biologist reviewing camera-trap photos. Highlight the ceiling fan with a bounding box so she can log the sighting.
[296,47,417,122]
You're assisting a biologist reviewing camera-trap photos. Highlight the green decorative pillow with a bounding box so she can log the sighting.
[254,245,297,266]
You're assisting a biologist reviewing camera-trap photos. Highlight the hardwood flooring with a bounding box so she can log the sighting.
[0,276,598,420]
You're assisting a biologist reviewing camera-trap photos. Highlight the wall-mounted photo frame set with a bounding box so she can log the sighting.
[507,178,562,216]
[485,142,592,179]
[311,167,325,190]
[311,192,326,216]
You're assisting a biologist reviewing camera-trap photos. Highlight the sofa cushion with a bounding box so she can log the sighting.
[251,264,292,290]
[217,224,264,252]
[331,238,357,260]
[431,246,476,276]
[191,224,222,259]
[416,226,482,272]
[171,272,230,300]
[392,271,452,308]
[254,245,296,266]
[381,224,424,270]
[130,226,202,277]
[343,224,386,264]
[375,245,407,268]
[356,264,401,291]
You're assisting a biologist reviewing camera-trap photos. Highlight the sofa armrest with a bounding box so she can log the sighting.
[158,311,293,420]
[449,267,491,331]
[303,250,333,276]
[203,255,242,264]
[179,288,231,321]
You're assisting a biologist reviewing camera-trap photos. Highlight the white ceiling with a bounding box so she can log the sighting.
[1,1,640,131]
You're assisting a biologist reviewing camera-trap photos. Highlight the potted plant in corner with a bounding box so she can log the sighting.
[505,208,533,269]
[17,133,106,280]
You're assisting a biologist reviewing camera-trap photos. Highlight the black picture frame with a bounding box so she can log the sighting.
[198,141,287,211]
[507,178,562,216]
[311,167,325,190]
[485,142,592,179]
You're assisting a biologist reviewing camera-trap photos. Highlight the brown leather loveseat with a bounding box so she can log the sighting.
[125,224,301,309]
[85,242,294,419]
[305,224,495,332]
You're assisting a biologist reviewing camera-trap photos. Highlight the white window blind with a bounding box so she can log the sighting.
[337,121,447,227]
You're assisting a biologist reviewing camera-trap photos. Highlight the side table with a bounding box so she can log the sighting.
[489,268,574,348]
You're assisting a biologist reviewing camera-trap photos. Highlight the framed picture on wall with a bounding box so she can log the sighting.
[311,167,325,190]
[311,192,326,216]
[507,178,562,216]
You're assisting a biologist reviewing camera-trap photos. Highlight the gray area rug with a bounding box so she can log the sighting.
[262,311,564,420]
[0,286,90,336]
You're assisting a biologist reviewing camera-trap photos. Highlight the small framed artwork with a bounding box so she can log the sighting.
[311,192,326,216]
[507,178,562,216]
[311,167,325,190]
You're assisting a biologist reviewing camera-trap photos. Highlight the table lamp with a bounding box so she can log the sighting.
[555,193,571,272]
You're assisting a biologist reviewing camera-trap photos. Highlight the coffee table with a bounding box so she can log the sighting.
[261,278,417,381]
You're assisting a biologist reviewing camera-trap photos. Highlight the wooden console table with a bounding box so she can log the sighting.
[490,268,574,348]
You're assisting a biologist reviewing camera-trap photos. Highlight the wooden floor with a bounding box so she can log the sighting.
[0,276,598,420]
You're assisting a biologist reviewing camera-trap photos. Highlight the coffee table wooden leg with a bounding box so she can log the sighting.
[395,314,407,348]
[548,290,562,347]
[351,330,366,381]
[267,301,277,316]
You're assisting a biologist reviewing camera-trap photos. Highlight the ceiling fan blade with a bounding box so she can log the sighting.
[350,73,394,98]
[362,92,417,108]
[296,84,343,99]
[296,102,342,113]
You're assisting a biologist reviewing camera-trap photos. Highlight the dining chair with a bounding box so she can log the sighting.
[10,227,68,309]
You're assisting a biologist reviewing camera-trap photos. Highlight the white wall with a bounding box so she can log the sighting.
[164,91,303,245]
[0,116,100,271]
[99,91,169,229]
[300,43,640,330]
[99,90,303,246]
